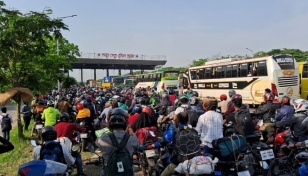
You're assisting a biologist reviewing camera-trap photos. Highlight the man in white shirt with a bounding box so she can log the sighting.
[196,97,223,157]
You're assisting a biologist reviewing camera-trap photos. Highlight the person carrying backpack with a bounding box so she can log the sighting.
[32,126,75,165]
[224,94,255,136]
[96,108,140,176]
[174,96,199,127]
[161,112,200,176]
[1,107,13,141]
[22,102,32,130]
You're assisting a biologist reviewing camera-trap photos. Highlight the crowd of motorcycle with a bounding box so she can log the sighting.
[17,85,308,176]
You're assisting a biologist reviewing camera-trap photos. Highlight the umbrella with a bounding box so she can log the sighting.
[0,87,34,106]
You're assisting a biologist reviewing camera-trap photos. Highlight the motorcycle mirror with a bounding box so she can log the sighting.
[31,140,38,147]
[149,131,156,137]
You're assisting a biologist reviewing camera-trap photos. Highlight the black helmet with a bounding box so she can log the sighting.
[191,91,199,97]
[81,100,88,108]
[231,94,243,108]
[109,108,128,129]
[179,95,189,104]
[168,89,175,95]
[60,112,70,122]
[202,96,218,111]
[132,104,142,114]
[41,126,57,141]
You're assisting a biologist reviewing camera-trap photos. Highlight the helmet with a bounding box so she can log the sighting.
[76,103,84,110]
[41,126,57,141]
[47,100,54,106]
[179,96,189,104]
[220,94,227,101]
[168,89,175,95]
[175,99,182,107]
[60,112,70,122]
[142,107,151,115]
[263,93,274,102]
[294,99,308,112]
[108,108,128,129]
[105,93,112,100]
[81,100,88,108]
[202,97,218,111]
[231,94,243,107]
[132,104,142,114]
[86,97,92,102]
[295,151,308,163]
[228,90,236,98]
[191,91,199,97]
[281,96,290,106]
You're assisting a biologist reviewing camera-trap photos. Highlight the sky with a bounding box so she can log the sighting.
[4,0,308,82]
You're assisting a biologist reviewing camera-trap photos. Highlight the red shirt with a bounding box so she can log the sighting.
[128,113,140,125]
[169,94,177,106]
[55,122,85,141]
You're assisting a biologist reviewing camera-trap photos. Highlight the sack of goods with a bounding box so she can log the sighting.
[174,156,219,175]
[135,126,158,145]
[212,135,248,161]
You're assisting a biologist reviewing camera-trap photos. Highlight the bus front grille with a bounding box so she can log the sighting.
[278,76,299,87]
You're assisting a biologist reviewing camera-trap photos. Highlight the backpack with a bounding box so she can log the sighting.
[135,126,158,145]
[174,127,200,163]
[182,106,199,127]
[22,106,32,117]
[234,109,255,136]
[39,141,65,164]
[212,135,248,161]
[1,114,12,131]
[104,133,134,176]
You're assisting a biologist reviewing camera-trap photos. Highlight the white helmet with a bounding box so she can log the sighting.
[293,99,308,112]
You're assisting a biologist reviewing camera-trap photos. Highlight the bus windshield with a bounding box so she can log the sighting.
[273,56,295,70]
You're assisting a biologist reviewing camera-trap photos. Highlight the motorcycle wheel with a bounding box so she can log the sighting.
[268,158,296,176]
[81,138,87,152]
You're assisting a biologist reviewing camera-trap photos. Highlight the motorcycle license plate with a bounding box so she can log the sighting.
[145,149,156,158]
[35,124,43,129]
[237,170,250,176]
[80,133,88,138]
[260,149,275,160]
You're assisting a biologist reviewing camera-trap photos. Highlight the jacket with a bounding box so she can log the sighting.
[254,101,277,123]
[274,105,295,121]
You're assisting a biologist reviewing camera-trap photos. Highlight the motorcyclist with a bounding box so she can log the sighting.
[54,113,86,176]
[189,92,205,117]
[76,100,96,141]
[274,96,295,121]
[254,92,277,141]
[218,94,229,114]
[223,90,236,117]
[275,100,308,142]
[41,100,61,126]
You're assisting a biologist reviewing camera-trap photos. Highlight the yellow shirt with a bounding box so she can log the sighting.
[76,108,91,119]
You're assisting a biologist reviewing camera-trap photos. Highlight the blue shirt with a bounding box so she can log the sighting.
[275,105,294,121]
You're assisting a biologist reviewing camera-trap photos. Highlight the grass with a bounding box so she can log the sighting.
[0,121,99,176]
[0,121,36,176]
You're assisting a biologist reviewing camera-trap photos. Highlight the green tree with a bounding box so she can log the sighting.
[62,76,77,88]
[0,2,79,137]
[189,58,208,67]
[254,48,308,61]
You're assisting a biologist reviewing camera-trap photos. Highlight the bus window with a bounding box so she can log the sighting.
[226,65,232,78]
[304,65,308,78]
[212,68,216,78]
[216,67,222,78]
[222,66,227,78]
[257,61,267,76]
[232,65,238,77]
[199,69,205,79]
[205,68,212,79]
[190,70,197,80]
[240,63,248,77]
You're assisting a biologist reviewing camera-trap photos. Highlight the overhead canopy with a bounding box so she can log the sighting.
[0,87,34,106]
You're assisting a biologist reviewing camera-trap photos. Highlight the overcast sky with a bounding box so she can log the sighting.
[5,0,308,82]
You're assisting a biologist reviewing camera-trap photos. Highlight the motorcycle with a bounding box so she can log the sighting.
[18,160,70,176]
[79,120,95,152]
[31,112,44,142]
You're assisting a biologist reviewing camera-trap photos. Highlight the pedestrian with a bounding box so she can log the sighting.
[21,102,32,130]
[1,107,13,141]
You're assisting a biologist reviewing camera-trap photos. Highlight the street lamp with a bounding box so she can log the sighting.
[246,48,254,56]
[57,15,77,92]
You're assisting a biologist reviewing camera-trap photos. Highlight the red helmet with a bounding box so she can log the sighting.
[142,107,151,115]
[281,96,290,106]
[76,103,84,110]
[220,94,227,101]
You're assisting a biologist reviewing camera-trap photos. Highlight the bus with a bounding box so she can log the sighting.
[135,70,179,93]
[112,75,136,88]
[298,62,308,99]
[180,54,300,105]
